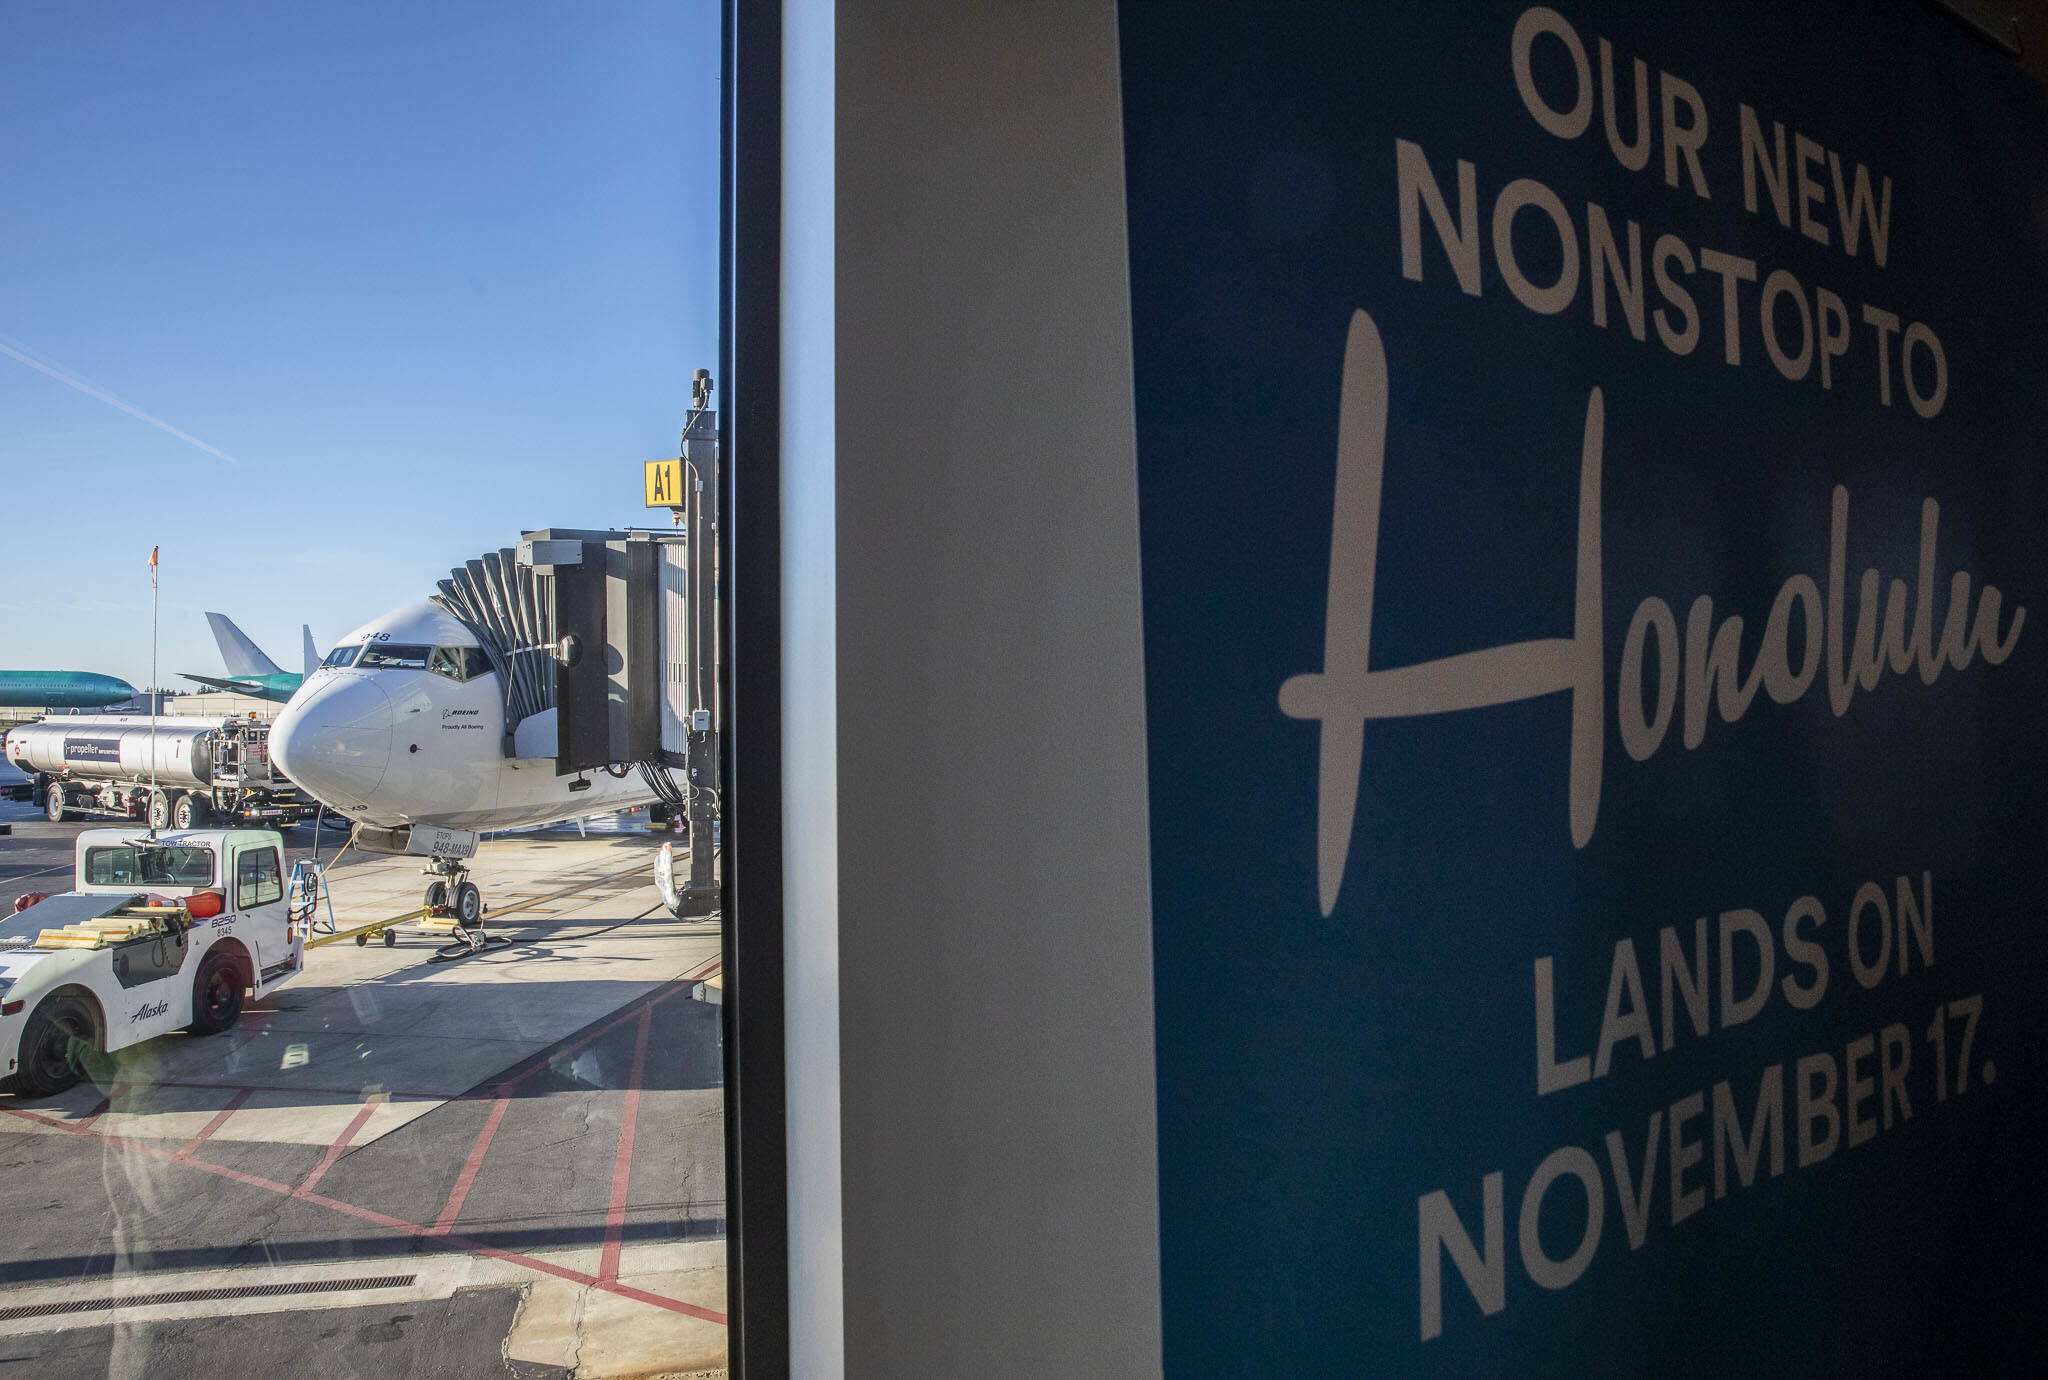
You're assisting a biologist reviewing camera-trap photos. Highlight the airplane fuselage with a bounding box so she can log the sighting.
[271,602,655,832]
[0,670,139,710]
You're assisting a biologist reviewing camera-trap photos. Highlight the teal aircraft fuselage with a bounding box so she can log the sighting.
[0,671,138,709]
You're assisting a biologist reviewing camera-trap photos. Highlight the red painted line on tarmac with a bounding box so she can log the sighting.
[432,1094,510,1234]
[74,1082,125,1131]
[2,1104,302,1196]
[293,1096,384,1197]
[176,1087,255,1158]
[598,1003,654,1284]
[3,1105,95,1136]
[1,1094,727,1325]
[435,975,699,1236]
[493,980,691,1094]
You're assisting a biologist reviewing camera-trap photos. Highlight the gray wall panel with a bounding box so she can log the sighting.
[834,1,1161,1374]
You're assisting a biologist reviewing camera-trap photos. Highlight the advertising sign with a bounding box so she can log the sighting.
[62,736,122,766]
[1119,2,2047,1370]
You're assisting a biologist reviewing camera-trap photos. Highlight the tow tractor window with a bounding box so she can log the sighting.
[358,643,432,670]
[85,845,216,888]
[235,847,282,909]
[321,644,362,669]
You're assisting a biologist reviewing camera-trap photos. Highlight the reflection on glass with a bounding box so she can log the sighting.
[84,845,217,888]
[357,644,433,671]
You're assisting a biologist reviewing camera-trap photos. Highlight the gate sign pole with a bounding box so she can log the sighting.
[1118,2,2047,1372]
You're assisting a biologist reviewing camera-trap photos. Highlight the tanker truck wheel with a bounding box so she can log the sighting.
[43,782,73,824]
[172,793,209,829]
[148,790,175,831]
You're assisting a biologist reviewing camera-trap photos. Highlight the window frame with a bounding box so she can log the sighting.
[357,643,434,671]
[234,845,283,910]
[84,844,218,889]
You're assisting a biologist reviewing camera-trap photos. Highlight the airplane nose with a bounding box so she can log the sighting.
[271,673,395,809]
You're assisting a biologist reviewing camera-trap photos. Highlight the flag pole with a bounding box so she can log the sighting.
[149,545,159,839]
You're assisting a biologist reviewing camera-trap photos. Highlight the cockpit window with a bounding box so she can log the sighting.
[427,646,494,682]
[320,644,362,669]
[358,643,433,671]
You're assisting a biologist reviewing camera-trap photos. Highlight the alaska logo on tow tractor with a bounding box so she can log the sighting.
[130,999,170,1024]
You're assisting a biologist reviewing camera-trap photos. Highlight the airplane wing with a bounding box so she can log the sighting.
[302,625,320,679]
[179,671,260,696]
[206,612,285,678]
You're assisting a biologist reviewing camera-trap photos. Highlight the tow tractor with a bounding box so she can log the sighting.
[0,827,306,1097]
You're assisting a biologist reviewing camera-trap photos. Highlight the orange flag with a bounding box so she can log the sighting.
[148,545,158,567]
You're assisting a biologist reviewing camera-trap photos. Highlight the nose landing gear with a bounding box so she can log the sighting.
[422,855,511,963]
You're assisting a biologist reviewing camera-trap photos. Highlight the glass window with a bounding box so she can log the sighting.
[235,847,282,909]
[357,643,433,670]
[320,644,362,668]
[428,646,465,680]
[85,845,216,888]
[462,647,494,679]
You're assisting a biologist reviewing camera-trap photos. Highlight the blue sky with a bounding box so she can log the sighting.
[1,1,720,690]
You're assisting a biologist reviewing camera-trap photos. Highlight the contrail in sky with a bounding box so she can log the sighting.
[0,333,241,466]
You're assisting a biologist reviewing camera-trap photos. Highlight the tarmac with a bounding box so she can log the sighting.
[0,808,726,1379]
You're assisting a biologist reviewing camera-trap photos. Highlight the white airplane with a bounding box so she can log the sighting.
[269,599,664,949]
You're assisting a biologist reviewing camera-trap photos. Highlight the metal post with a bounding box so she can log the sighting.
[679,383,721,916]
[149,545,159,838]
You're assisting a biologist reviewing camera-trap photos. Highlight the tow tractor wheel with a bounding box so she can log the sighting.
[148,790,175,831]
[455,881,482,929]
[383,928,397,947]
[424,880,449,916]
[43,782,71,824]
[172,793,209,830]
[188,952,243,1035]
[11,995,98,1097]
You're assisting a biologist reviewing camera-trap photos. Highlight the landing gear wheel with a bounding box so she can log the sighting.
[422,856,508,962]
[148,791,175,831]
[382,928,397,948]
[14,996,98,1097]
[172,793,209,830]
[44,782,71,824]
[188,952,243,1035]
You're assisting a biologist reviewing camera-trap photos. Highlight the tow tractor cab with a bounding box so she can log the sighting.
[0,828,306,1098]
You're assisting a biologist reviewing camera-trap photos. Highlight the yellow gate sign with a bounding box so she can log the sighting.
[644,458,685,508]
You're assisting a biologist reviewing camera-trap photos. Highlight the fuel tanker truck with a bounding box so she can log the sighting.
[3,714,319,831]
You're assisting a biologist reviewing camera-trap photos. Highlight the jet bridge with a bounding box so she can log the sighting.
[418,386,721,918]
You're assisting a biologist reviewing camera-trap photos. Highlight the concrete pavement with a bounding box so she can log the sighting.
[0,824,727,1378]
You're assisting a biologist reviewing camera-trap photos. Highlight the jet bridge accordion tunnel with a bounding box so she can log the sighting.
[430,527,719,914]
